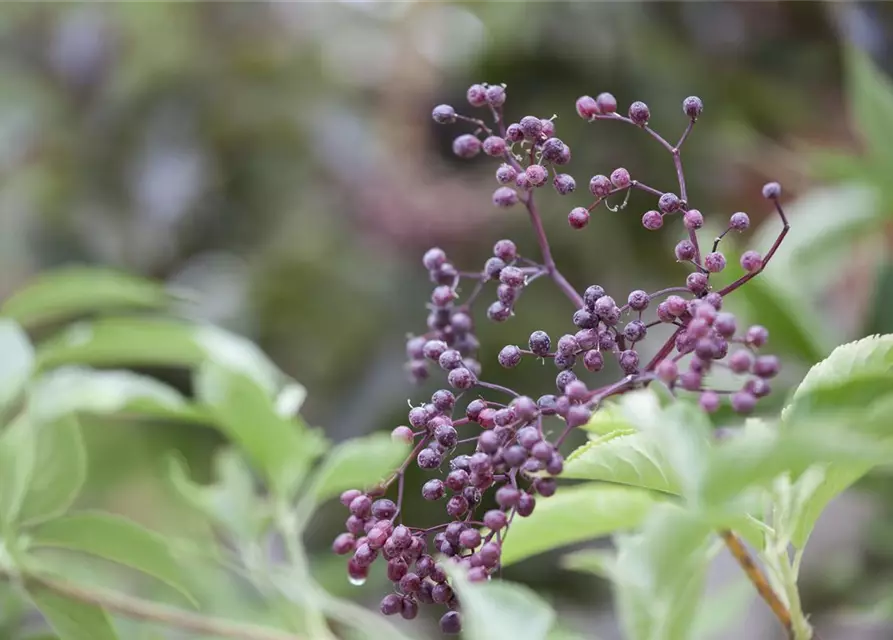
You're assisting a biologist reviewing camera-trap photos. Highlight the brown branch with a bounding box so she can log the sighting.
[8,569,303,640]
[719,530,794,639]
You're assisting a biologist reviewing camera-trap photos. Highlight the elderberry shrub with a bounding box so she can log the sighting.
[334,82,791,634]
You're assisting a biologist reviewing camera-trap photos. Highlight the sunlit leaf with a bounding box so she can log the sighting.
[563,431,680,494]
[30,512,196,606]
[165,449,270,541]
[18,416,86,526]
[195,362,328,497]
[500,484,656,566]
[0,318,34,413]
[0,414,35,526]
[611,504,713,640]
[447,566,555,640]
[28,367,209,426]
[1,267,170,329]
[35,317,204,372]
[308,433,408,505]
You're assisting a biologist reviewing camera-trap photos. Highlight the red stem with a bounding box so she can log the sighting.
[718,197,790,297]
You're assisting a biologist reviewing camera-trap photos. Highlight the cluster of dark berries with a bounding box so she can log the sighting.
[337,81,790,633]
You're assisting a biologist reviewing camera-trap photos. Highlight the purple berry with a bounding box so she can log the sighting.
[340,489,363,508]
[349,495,372,517]
[731,391,757,414]
[381,593,402,615]
[583,349,605,372]
[675,240,696,262]
[665,295,687,317]
[422,248,447,271]
[541,137,567,162]
[642,210,663,230]
[627,289,650,311]
[516,493,536,517]
[683,96,703,119]
[497,283,518,305]
[659,192,681,214]
[448,367,476,390]
[583,285,605,309]
[700,390,720,413]
[556,370,577,392]
[440,612,462,635]
[505,123,524,142]
[492,186,519,208]
[687,272,708,294]
[459,529,482,549]
[438,350,463,371]
[400,598,418,620]
[422,478,445,501]
[704,252,726,273]
[372,498,397,520]
[746,378,772,398]
[745,325,769,348]
[467,84,487,107]
[485,84,506,106]
[589,174,612,197]
[528,330,551,356]
[447,495,469,518]
[629,101,650,126]
[487,301,511,322]
[452,134,481,159]
[519,115,544,140]
[576,95,599,119]
[540,119,555,137]
[623,320,647,342]
[432,104,457,124]
[499,265,526,287]
[610,167,631,188]
[596,92,618,114]
[482,136,507,157]
[553,173,576,195]
[391,426,414,445]
[762,181,782,199]
[568,208,590,230]
[333,533,355,555]
[753,355,780,378]
[484,509,507,530]
[498,345,522,368]
[740,250,762,273]
[705,292,723,310]
[729,211,750,231]
[525,164,548,187]
[729,350,753,374]
[714,313,737,338]
[656,359,678,384]
[496,163,517,184]
[684,209,704,230]
[619,349,640,374]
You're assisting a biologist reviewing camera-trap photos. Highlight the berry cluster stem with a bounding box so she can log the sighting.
[718,196,790,296]
[524,194,584,308]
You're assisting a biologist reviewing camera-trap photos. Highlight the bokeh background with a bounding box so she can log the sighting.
[3,1,893,638]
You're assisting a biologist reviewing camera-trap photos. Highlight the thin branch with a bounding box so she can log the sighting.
[719,530,794,639]
[718,197,790,297]
[7,569,302,640]
[523,193,584,308]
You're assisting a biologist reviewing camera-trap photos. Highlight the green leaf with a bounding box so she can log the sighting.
[782,372,893,427]
[610,504,713,640]
[29,512,196,606]
[560,548,616,579]
[308,433,408,504]
[36,317,204,372]
[0,319,34,413]
[0,414,36,527]
[845,47,893,176]
[28,588,118,640]
[617,392,711,499]
[1,267,169,329]
[500,484,656,566]
[27,367,209,426]
[780,335,893,547]
[194,325,286,399]
[691,578,754,640]
[165,449,270,541]
[563,431,681,494]
[784,334,893,421]
[18,416,86,526]
[195,362,327,497]
[579,402,636,436]
[446,566,555,640]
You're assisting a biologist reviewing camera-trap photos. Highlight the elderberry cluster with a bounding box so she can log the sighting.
[334,81,790,634]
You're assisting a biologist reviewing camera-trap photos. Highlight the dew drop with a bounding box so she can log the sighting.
[348,575,367,586]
